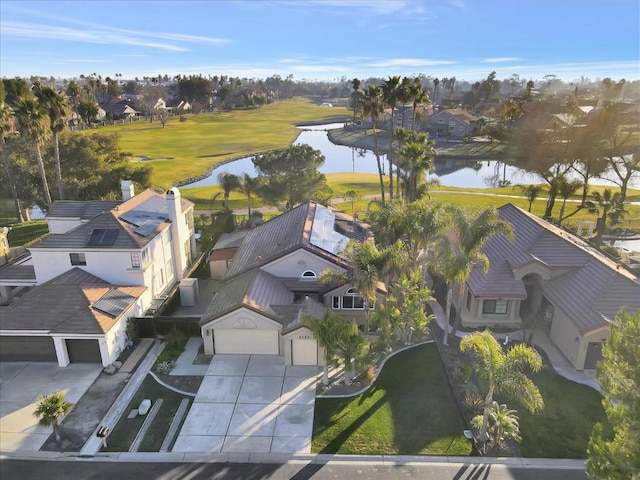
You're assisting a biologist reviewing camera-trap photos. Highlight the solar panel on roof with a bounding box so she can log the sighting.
[87,228,120,246]
[93,288,135,317]
[134,221,158,237]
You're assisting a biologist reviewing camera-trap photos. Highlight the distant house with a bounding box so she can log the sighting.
[382,105,433,131]
[426,108,478,138]
[100,102,139,119]
[199,202,383,365]
[450,204,640,370]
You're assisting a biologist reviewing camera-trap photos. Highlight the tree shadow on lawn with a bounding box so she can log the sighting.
[314,344,472,455]
[196,152,235,158]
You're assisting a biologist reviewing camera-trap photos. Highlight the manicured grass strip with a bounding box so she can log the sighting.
[102,375,192,452]
[312,344,473,455]
[6,221,49,247]
[513,367,605,459]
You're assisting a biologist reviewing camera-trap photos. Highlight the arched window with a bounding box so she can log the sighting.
[301,270,317,280]
[345,288,359,295]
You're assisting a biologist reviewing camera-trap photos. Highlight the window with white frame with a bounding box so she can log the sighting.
[483,299,508,314]
[141,248,150,265]
[69,253,86,266]
[130,253,141,269]
[332,288,368,310]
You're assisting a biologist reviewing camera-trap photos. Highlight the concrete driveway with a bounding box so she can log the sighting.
[173,355,319,454]
[0,362,102,452]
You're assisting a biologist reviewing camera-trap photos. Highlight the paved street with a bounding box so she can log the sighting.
[0,459,588,480]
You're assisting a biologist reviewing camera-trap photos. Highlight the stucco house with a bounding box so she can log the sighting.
[452,203,640,370]
[0,183,196,366]
[200,202,380,366]
[426,108,478,138]
[0,268,144,366]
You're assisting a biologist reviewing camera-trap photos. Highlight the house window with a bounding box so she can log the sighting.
[437,118,444,123]
[449,125,455,131]
[466,291,472,311]
[483,299,508,314]
[130,253,141,269]
[164,228,172,244]
[332,296,340,309]
[301,270,316,280]
[184,239,191,262]
[341,288,366,310]
[69,253,86,266]
[459,126,464,131]
[141,248,149,265]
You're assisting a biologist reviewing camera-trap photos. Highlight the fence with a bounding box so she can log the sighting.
[134,316,201,338]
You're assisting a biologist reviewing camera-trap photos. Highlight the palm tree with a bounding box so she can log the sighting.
[236,173,260,217]
[350,78,361,126]
[433,78,440,105]
[334,321,368,385]
[0,99,24,222]
[438,207,513,344]
[303,311,352,386]
[521,184,543,212]
[33,391,74,442]
[398,137,435,203]
[382,76,402,199]
[361,85,385,204]
[471,401,522,450]
[15,95,53,206]
[215,172,240,211]
[557,176,582,225]
[586,188,623,247]
[35,86,70,200]
[460,331,544,453]
[409,79,430,132]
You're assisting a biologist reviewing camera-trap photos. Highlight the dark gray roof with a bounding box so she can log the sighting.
[0,268,145,334]
[470,204,640,332]
[48,200,121,220]
[200,269,294,325]
[212,230,249,251]
[31,190,193,250]
[281,297,327,334]
[224,202,311,278]
[0,264,35,281]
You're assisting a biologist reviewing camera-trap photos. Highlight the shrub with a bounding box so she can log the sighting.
[463,384,485,414]
[452,363,473,384]
[155,361,175,375]
[179,115,188,122]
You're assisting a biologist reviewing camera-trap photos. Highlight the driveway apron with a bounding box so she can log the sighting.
[173,354,319,454]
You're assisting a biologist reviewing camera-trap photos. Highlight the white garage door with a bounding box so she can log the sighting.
[214,329,279,355]
[292,339,318,365]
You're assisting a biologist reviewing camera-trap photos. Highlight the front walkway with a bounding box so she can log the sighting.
[430,301,601,392]
[173,354,320,454]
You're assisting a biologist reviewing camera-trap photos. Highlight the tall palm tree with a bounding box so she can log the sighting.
[0,99,24,222]
[350,78,361,126]
[35,86,70,200]
[409,79,430,132]
[361,85,385,204]
[557,176,582,225]
[16,95,53,206]
[382,76,402,199]
[460,331,544,453]
[334,321,368,385]
[586,188,623,247]
[521,184,543,212]
[398,137,435,203]
[433,78,440,105]
[236,173,260,217]
[303,311,352,386]
[215,172,240,211]
[437,207,513,344]
[33,391,74,442]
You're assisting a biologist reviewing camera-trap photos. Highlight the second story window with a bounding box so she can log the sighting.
[69,253,86,266]
[130,253,141,269]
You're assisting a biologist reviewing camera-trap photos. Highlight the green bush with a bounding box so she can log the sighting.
[179,115,188,122]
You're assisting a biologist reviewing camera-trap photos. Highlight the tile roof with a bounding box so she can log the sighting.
[0,264,35,281]
[31,189,193,250]
[0,268,145,335]
[200,269,294,325]
[470,203,640,332]
[48,200,121,220]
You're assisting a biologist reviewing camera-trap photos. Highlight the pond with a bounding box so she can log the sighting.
[180,123,635,190]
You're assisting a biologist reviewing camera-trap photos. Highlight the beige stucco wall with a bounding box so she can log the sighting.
[459,285,522,328]
[576,326,610,370]
[549,307,581,368]
[283,327,325,366]
[261,248,346,279]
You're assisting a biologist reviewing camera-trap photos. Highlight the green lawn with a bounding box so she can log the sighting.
[91,99,350,188]
[6,221,49,247]
[513,366,605,459]
[312,343,473,455]
[102,375,191,452]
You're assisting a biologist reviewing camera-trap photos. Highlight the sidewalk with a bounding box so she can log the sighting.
[169,337,208,376]
[430,300,601,392]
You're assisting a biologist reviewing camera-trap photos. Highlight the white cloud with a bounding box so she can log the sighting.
[483,57,522,63]
[367,58,456,68]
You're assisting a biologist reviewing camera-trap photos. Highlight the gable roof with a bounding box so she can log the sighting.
[0,268,145,335]
[31,189,193,250]
[48,200,121,220]
[431,108,478,124]
[224,202,366,279]
[469,204,640,332]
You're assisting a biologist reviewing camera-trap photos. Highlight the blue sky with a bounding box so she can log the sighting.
[1,0,638,82]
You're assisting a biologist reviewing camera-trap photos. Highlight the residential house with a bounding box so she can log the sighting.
[426,108,478,138]
[208,230,248,280]
[452,203,640,370]
[0,183,197,366]
[0,268,145,367]
[382,105,434,132]
[100,102,139,120]
[200,202,382,366]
